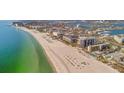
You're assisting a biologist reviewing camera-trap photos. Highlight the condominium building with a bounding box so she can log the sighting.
[78,37,96,48]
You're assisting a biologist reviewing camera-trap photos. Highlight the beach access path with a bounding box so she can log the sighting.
[20,27,118,73]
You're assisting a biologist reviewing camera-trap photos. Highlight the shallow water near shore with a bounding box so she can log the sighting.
[0,21,53,73]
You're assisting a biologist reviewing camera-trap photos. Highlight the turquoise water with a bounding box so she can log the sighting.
[109,30,124,35]
[103,23,124,35]
[0,21,53,73]
[100,30,124,35]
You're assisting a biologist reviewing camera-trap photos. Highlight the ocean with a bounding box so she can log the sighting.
[0,21,53,73]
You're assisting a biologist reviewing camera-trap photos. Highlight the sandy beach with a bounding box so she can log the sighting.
[19,27,118,73]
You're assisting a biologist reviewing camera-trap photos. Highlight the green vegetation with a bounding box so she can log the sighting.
[97,55,108,63]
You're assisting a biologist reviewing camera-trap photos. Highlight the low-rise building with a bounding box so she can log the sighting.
[63,34,78,43]
[78,36,96,48]
[114,35,124,44]
[88,43,110,52]
[99,43,110,51]
[120,56,124,62]
[87,45,99,52]
[52,31,64,39]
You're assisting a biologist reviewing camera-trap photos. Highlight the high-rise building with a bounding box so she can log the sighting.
[78,37,96,48]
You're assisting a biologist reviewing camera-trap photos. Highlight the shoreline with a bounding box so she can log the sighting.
[23,29,54,72]
[18,27,57,73]
[17,27,70,72]
[42,46,57,73]
[17,26,119,73]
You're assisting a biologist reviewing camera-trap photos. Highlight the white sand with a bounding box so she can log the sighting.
[19,27,118,73]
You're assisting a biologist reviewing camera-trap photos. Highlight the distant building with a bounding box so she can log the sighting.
[63,34,78,43]
[12,22,24,27]
[78,37,96,48]
[30,26,42,29]
[114,35,124,44]
[87,43,110,52]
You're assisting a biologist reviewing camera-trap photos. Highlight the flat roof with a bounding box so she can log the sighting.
[79,36,96,40]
